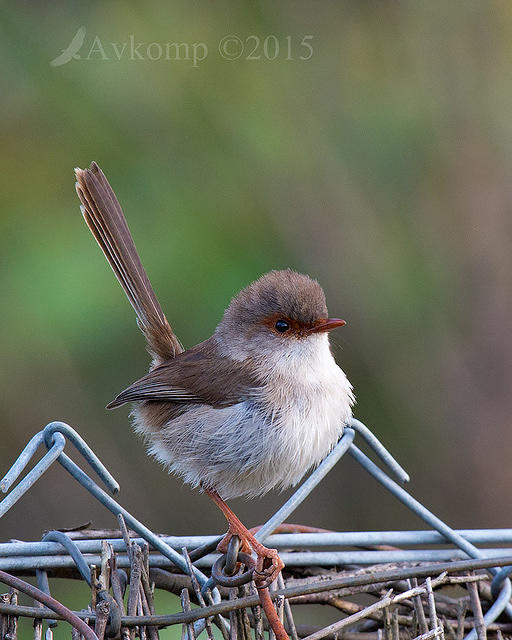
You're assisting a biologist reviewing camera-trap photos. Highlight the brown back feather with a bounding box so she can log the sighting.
[75,162,183,362]
[107,337,261,409]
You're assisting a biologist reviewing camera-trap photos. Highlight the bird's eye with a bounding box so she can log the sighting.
[275,320,290,333]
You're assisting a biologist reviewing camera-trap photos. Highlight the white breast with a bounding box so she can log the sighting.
[256,333,354,491]
[133,333,354,500]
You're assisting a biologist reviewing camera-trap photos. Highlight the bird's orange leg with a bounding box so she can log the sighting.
[204,487,289,640]
[204,487,284,585]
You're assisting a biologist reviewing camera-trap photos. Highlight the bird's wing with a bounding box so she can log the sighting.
[107,339,261,409]
[106,380,199,407]
[68,26,87,52]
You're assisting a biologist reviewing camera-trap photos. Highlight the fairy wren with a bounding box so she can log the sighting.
[75,162,355,589]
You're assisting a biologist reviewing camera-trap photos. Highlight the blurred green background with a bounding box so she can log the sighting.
[2,1,512,636]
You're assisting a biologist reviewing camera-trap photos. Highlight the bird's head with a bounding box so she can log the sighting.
[215,269,345,362]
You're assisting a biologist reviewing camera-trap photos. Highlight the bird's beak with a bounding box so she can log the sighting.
[308,318,346,334]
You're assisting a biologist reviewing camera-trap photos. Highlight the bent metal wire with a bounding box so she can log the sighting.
[1,418,511,639]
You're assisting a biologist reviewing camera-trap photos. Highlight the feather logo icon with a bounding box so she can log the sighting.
[50,27,86,67]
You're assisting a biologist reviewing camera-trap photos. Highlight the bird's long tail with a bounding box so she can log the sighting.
[75,161,183,363]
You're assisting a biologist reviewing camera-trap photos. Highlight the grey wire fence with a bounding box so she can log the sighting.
[0,418,511,640]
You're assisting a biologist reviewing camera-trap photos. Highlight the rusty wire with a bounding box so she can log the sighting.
[1,557,512,630]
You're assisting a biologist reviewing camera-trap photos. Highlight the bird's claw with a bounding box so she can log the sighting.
[217,531,252,556]
[217,532,284,588]
[254,547,285,588]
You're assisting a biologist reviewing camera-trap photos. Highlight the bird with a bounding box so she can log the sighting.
[50,26,86,67]
[74,161,355,591]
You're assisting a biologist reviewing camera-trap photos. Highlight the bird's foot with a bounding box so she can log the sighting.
[253,545,285,589]
[217,530,252,556]
[216,530,284,588]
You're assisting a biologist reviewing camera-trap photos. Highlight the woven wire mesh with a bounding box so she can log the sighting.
[0,419,511,640]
